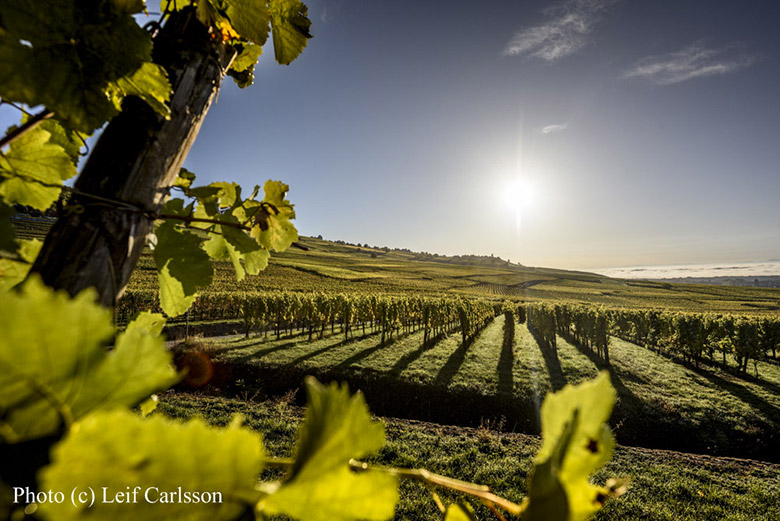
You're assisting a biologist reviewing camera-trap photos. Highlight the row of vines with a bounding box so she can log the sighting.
[121,290,497,346]
[519,302,780,374]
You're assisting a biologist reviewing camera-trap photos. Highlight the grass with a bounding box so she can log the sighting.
[157,392,780,521]
[185,316,780,461]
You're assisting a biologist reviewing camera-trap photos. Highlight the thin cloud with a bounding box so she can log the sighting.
[541,123,569,134]
[623,43,754,85]
[503,0,616,61]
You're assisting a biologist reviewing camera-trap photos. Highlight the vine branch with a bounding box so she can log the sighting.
[0,109,54,149]
[263,457,525,518]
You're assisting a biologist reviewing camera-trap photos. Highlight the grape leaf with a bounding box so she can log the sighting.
[0,238,42,291]
[0,125,77,210]
[228,43,263,88]
[196,0,241,41]
[269,0,313,65]
[224,0,271,45]
[232,43,263,72]
[0,0,168,132]
[33,117,84,165]
[258,377,398,521]
[107,62,171,118]
[253,180,298,251]
[175,168,197,189]
[38,411,264,521]
[522,371,616,521]
[203,223,268,281]
[0,278,178,443]
[152,221,214,317]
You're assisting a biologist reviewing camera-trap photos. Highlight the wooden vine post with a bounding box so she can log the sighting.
[30,9,233,307]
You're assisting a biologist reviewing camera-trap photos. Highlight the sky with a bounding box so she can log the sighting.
[6,0,780,270]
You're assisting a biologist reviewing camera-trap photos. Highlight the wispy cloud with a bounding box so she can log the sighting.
[623,43,754,85]
[540,123,569,134]
[503,0,616,61]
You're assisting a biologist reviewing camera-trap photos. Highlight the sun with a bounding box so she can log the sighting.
[501,178,536,214]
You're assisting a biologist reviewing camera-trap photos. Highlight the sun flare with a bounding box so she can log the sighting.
[502,178,536,214]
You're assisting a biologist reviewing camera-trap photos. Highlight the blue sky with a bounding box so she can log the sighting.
[7,0,780,270]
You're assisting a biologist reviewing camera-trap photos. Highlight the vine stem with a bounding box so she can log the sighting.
[263,457,525,517]
[0,109,54,149]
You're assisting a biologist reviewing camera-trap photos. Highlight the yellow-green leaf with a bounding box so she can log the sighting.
[38,410,264,521]
[259,377,398,521]
[253,180,298,252]
[153,221,213,317]
[0,238,41,290]
[522,371,616,521]
[107,62,171,118]
[0,278,177,443]
[0,125,77,210]
[269,0,312,65]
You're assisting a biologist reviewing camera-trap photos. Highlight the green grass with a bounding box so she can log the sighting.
[188,317,780,460]
[158,392,780,521]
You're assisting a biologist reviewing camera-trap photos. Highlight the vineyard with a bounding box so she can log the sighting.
[2,1,778,519]
[8,213,780,520]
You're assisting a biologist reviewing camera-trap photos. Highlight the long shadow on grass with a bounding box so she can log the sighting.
[220,339,303,363]
[283,337,357,367]
[389,332,447,375]
[562,333,646,421]
[694,359,780,398]
[683,361,780,424]
[330,331,398,372]
[529,329,566,391]
[433,337,474,388]
[497,319,514,395]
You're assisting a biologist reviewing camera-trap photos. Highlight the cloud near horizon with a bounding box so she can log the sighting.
[503,0,616,61]
[623,43,754,85]
[540,123,569,134]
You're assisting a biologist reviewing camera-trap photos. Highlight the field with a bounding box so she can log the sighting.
[12,215,780,519]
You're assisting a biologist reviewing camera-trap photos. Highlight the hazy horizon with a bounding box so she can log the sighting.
[3,0,779,270]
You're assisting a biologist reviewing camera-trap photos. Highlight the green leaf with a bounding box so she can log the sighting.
[269,0,313,65]
[175,168,197,189]
[232,43,263,72]
[0,124,77,210]
[0,238,42,291]
[0,0,166,132]
[38,410,264,521]
[196,0,241,41]
[212,181,242,208]
[224,0,271,45]
[107,62,171,118]
[259,377,398,521]
[0,278,177,443]
[444,503,476,521]
[203,223,268,281]
[153,222,214,317]
[228,43,263,88]
[253,180,298,252]
[35,117,84,165]
[522,371,616,521]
